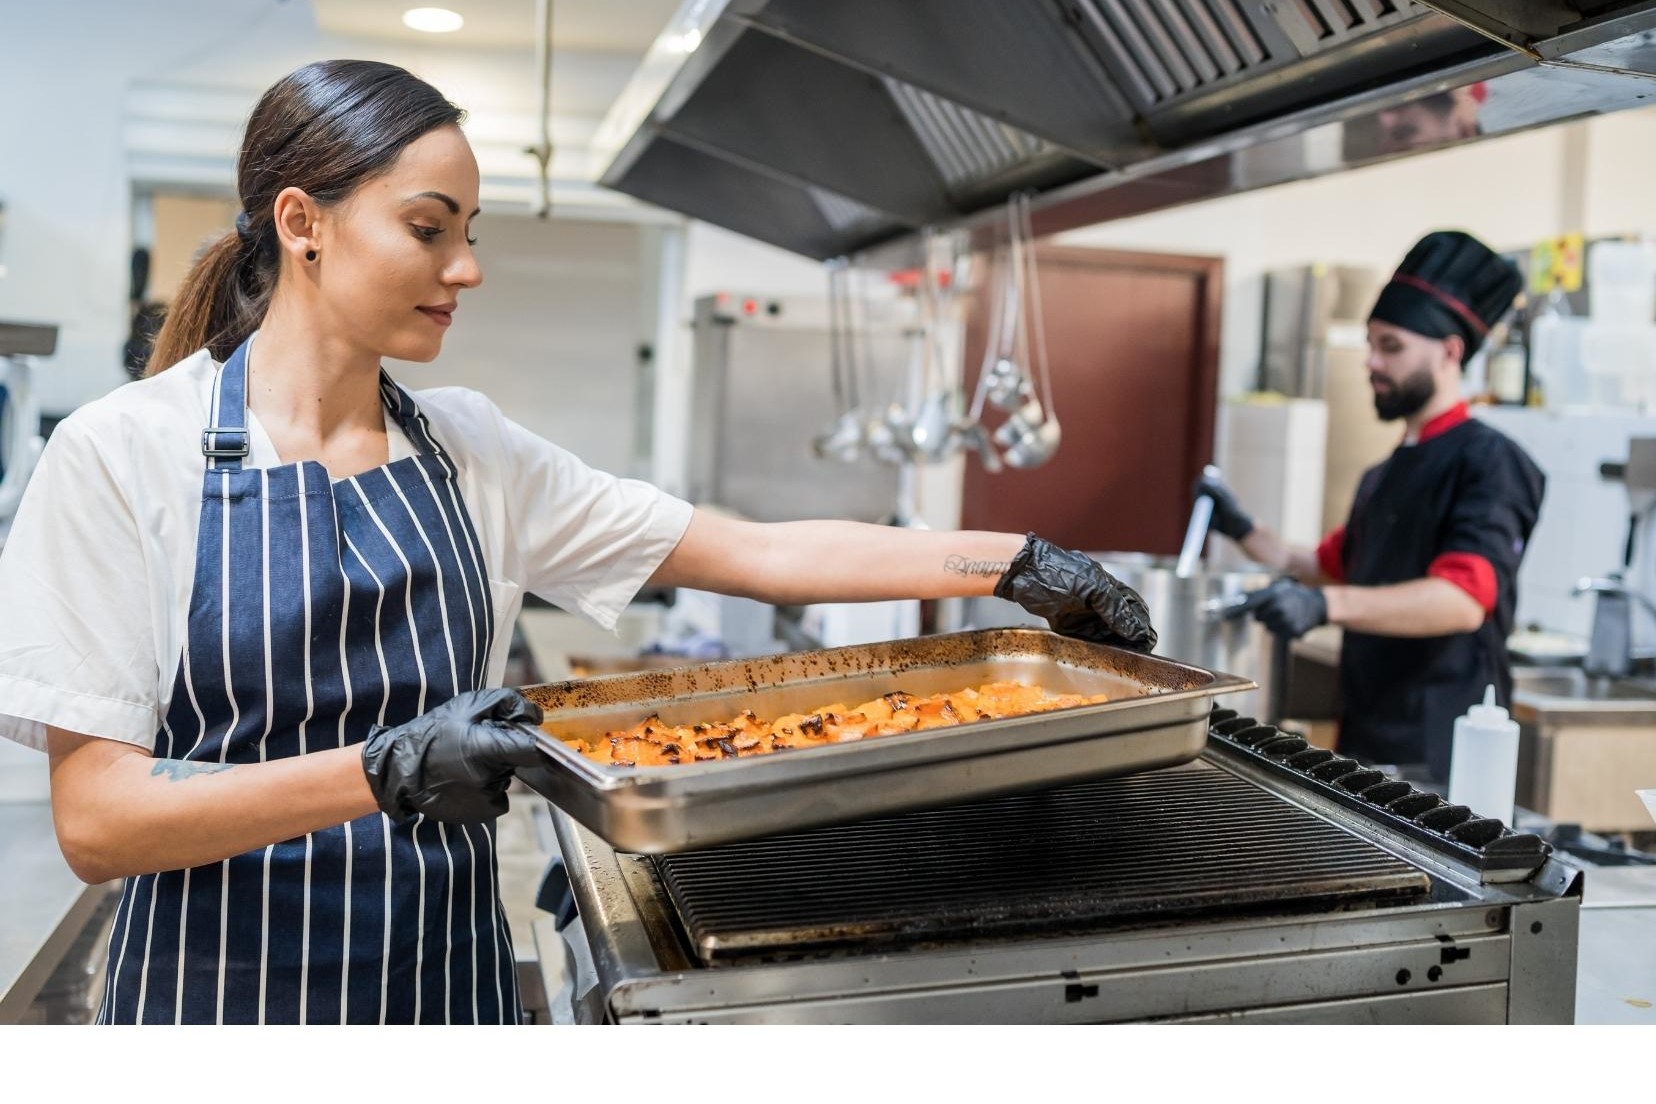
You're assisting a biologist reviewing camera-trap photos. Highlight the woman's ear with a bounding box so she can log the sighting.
[271,186,322,266]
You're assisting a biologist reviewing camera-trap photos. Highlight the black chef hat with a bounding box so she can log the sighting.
[1368,230,1522,357]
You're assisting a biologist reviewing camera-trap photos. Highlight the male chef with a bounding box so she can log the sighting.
[1199,230,1545,783]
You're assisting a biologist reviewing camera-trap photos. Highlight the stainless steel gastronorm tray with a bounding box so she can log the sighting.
[520,629,1255,853]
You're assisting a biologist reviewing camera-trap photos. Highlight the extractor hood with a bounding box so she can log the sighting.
[596,1,1656,262]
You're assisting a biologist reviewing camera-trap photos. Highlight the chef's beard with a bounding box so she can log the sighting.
[1371,364,1437,421]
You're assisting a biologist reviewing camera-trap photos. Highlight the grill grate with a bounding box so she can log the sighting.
[653,760,1429,963]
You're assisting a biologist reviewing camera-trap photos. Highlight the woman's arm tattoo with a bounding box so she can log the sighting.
[944,554,1011,578]
[150,760,234,782]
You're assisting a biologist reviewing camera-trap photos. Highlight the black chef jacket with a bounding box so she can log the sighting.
[1319,404,1545,781]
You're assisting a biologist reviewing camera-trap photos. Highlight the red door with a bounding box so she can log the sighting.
[961,245,1222,553]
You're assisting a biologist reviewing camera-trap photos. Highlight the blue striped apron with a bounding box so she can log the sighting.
[97,336,519,1024]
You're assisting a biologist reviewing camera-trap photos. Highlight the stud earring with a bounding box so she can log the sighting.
[305,249,317,262]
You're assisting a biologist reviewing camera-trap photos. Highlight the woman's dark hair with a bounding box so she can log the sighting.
[147,60,464,373]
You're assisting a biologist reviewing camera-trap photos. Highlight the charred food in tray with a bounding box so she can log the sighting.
[553,681,1111,767]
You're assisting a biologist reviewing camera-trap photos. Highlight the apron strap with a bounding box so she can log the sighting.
[378,371,455,464]
[203,338,253,471]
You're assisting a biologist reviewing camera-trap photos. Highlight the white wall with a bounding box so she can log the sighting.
[1580,107,1656,242]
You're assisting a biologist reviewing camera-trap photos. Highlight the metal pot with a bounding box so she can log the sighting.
[956,552,1276,719]
[1094,554,1277,720]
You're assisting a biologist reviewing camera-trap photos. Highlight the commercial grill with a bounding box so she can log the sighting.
[549,708,1581,1024]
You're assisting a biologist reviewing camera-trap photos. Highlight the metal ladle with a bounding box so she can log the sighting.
[993,192,1061,468]
[812,259,873,463]
[957,422,1004,473]
[962,193,1058,472]
[866,401,916,465]
[993,396,1062,469]
[983,240,1026,411]
[903,231,967,464]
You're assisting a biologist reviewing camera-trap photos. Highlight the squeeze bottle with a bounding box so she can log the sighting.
[1447,685,1520,825]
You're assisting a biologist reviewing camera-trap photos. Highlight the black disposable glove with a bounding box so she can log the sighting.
[1233,578,1328,639]
[361,688,546,824]
[1193,471,1255,542]
[995,534,1157,651]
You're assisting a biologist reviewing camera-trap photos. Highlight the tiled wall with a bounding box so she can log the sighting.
[1476,407,1656,647]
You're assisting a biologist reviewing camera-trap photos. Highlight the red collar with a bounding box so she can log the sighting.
[1415,401,1469,444]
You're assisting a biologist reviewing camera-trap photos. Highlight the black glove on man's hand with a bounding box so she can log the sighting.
[994,535,1157,651]
[1238,578,1328,639]
[1193,471,1256,542]
[362,688,546,824]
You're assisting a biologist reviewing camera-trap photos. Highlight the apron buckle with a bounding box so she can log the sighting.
[201,427,249,459]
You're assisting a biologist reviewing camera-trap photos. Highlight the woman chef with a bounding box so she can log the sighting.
[0,60,1154,1024]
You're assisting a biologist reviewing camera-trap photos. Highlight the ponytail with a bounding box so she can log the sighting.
[145,227,273,375]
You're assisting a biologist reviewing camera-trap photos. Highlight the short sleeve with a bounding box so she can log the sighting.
[1433,437,1544,615]
[0,419,161,751]
[491,406,693,631]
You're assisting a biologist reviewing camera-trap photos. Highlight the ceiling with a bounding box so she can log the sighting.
[311,0,683,53]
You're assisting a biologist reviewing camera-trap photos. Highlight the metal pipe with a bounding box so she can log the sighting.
[528,0,555,218]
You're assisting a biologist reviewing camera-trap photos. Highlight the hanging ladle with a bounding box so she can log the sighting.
[811,258,865,463]
[996,192,1060,468]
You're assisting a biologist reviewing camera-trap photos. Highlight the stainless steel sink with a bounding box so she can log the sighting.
[1512,666,1656,717]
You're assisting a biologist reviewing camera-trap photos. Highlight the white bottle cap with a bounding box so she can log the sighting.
[1465,684,1509,725]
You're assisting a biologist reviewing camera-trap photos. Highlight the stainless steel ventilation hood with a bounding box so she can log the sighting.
[596,1,1656,263]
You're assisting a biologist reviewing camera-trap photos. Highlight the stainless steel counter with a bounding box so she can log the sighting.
[1512,667,1656,727]
[0,802,113,1022]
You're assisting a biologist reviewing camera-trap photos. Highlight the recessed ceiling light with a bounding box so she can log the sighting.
[403,7,464,34]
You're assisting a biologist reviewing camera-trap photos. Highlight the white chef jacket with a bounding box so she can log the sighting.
[0,347,693,753]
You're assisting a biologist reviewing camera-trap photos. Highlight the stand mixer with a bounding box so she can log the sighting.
[1582,436,1656,676]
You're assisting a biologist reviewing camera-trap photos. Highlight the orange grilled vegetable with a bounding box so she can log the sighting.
[554,680,1109,768]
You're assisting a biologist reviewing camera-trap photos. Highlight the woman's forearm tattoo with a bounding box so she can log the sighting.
[151,760,234,782]
[944,554,1011,578]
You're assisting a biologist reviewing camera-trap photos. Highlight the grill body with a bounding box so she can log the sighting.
[551,743,1581,1023]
